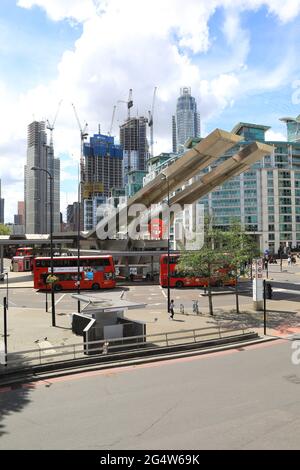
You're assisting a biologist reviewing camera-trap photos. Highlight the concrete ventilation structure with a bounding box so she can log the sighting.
[83,133,123,230]
[24,121,60,233]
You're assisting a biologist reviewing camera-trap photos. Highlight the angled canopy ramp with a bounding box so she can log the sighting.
[170,141,273,205]
[88,128,242,239]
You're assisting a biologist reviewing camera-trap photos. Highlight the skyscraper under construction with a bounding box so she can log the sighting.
[83,132,123,230]
[119,116,149,183]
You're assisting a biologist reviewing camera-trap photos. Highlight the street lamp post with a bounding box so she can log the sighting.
[31,166,56,327]
[77,180,83,313]
[161,173,170,313]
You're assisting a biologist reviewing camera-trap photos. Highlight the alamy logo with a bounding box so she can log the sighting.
[95,202,205,250]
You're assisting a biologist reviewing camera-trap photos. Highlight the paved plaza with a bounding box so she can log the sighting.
[1,259,300,354]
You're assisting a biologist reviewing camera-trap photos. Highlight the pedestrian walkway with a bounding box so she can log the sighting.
[2,294,299,356]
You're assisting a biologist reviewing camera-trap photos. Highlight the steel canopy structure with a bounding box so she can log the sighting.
[170,141,273,205]
[88,128,273,241]
[127,128,242,208]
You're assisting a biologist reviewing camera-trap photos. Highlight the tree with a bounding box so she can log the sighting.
[0,224,11,235]
[177,226,225,316]
[223,222,259,314]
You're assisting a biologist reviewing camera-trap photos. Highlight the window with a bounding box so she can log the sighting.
[279,197,291,205]
[278,180,291,188]
[280,224,292,232]
[268,224,275,231]
[280,215,292,223]
[269,234,275,241]
[280,233,292,240]
[279,171,290,179]
[280,206,292,214]
[279,189,291,196]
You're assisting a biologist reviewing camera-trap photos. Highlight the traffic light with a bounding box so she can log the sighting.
[266,283,273,299]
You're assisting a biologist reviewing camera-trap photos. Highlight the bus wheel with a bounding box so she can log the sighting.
[175,280,184,288]
[92,283,100,290]
[54,284,62,292]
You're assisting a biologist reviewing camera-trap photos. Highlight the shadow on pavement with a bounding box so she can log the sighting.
[209,308,300,333]
[0,353,34,438]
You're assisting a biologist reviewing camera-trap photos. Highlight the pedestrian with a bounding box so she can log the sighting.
[288,255,291,266]
[169,299,175,320]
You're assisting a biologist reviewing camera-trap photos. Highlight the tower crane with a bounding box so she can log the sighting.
[46,99,63,147]
[148,86,157,160]
[71,103,88,184]
[108,105,117,136]
[118,89,133,173]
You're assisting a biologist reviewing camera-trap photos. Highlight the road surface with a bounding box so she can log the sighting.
[1,339,300,449]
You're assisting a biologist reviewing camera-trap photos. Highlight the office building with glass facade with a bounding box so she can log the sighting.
[280,115,300,142]
[192,122,300,253]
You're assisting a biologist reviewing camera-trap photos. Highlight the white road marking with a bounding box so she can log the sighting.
[48,293,66,311]
[159,286,167,298]
[273,288,300,295]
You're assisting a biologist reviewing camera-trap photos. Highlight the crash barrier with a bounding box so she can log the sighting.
[0,325,252,373]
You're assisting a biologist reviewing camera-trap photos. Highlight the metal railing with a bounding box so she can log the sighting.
[0,325,252,372]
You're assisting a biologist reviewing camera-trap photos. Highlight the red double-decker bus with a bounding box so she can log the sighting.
[33,255,116,291]
[15,247,33,257]
[159,254,235,288]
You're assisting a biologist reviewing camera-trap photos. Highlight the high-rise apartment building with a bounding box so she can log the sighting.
[83,133,123,230]
[190,122,300,253]
[14,201,25,226]
[24,121,60,233]
[172,87,200,154]
[280,115,300,142]
[0,180,4,224]
[66,202,80,232]
[120,116,149,183]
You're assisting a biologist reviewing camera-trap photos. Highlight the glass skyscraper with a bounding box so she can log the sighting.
[172,87,201,154]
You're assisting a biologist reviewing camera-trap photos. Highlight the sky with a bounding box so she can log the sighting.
[1,0,300,223]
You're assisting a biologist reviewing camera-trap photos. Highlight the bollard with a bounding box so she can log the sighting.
[193,300,199,314]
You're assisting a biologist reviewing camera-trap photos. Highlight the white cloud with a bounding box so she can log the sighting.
[265,129,287,141]
[17,0,98,23]
[2,0,300,222]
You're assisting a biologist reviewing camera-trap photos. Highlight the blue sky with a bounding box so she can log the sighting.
[0,0,81,92]
[1,0,300,222]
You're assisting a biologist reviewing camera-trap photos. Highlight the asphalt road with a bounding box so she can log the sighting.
[1,339,300,449]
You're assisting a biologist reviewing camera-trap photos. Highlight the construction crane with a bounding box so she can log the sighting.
[118,89,133,174]
[108,105,117,136]
[46,99,63,147]
[71,103,88,184]
[148,86,157,160]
